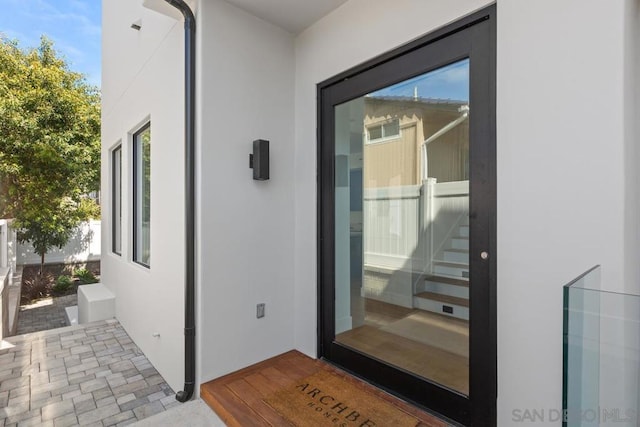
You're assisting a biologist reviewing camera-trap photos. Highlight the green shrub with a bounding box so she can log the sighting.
[74,268,98,284]
[53,275,73,293]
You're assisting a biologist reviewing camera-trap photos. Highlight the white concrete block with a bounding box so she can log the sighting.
[78,284,115,324]
[65,305,79,326]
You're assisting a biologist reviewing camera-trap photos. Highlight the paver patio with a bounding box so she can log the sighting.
[0,319,180,426]
[16,294,78,335]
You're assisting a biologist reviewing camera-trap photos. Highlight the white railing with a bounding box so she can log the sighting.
[428,180,469,262]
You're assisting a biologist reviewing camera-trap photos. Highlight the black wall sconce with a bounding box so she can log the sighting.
[249,139,269,180]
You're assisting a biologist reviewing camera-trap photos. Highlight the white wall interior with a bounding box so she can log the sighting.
[101,0,187,392]
[292,0,636,425]
[196,0,296,383]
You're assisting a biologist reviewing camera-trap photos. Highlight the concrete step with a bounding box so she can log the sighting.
[65,306,79,326]
[443,248,469,263]
[433,260,469,278]
[459,225,469,237]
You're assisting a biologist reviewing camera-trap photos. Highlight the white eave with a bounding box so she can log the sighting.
[143,0,198,21]
[225,0,348,33]
[144,0,347,34]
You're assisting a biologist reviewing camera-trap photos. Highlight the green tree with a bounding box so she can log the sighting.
[0,36,101,276]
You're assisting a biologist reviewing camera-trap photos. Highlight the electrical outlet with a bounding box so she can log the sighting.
[257,303,265,318]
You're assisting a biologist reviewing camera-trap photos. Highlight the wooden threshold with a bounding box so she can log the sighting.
[201,350,450,427]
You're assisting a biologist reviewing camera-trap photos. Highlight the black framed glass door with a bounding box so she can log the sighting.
[317,6,496,426]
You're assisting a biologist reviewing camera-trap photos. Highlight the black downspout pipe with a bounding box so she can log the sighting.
[163,0,196,403]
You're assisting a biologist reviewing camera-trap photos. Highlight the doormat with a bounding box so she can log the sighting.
[264,370,421,427]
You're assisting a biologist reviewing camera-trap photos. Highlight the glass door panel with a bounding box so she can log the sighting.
[333,60,470,395]
[319,9,496,424]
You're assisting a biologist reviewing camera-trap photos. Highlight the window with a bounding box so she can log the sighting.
[111,145,122,255]
[366,119,400,143]
[133,124,151,267]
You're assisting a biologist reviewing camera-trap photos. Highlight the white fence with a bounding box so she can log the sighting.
[361,180,468,306]
[363,185,422,271]
[363,180,469,272]
[0,220,16,272]
[0,266,10,338]
[0,219,101,267]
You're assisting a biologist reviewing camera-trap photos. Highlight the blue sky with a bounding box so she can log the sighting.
[370,59,469,102]
[0,0,101,87]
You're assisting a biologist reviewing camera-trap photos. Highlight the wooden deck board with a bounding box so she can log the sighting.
[202,382,271,427]
[201,350,450,427]
[227,378,292,426]
[244,372,281,395]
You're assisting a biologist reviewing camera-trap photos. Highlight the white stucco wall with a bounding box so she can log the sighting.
[102,0,639,422]
[497,2,631,425]
[625,0,640,296]
[196,0,296,382]
[101,0,187,392]
[293,0,636,425]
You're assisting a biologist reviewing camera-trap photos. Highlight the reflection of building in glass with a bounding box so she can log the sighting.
[363,96,469,188]
[349,95,471,328]
[336,91,473,393]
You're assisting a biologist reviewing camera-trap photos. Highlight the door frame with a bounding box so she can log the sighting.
[316,5,496,426]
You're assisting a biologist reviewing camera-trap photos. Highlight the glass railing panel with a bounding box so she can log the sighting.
[598,288,640,427]
[563,266,601,427]
[563,266,640,427]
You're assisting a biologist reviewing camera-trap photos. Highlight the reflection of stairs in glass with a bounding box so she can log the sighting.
[414,219,469,320]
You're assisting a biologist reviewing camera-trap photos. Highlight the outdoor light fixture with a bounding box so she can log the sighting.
[249,139,269,180]
[131,19,142,30]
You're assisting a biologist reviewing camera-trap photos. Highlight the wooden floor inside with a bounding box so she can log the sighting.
[337,299,469,394]
[336,326,468,394]
[201,350,450,427]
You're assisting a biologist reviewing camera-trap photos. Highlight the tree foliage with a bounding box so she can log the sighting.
[0,36,101,273]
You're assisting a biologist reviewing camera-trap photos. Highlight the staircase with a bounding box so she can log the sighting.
[414,219,469,320]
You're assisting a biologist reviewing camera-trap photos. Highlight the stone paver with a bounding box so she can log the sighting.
[16,294,77,335]
[0,319,177,426]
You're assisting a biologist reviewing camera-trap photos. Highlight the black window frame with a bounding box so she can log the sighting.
[111,144,122,256]
[133,122,151,268]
